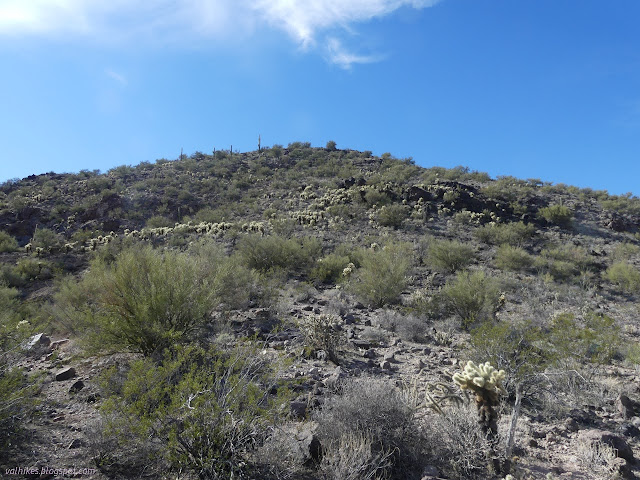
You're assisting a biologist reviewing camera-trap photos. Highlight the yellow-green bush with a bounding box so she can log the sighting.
[31,227,63,251]
[494,245,534,272]
[535,244,592,282]
[350,243,412,307]
[612,242,640,261]
[426,239,475,273]
[538,204,573,227]
[56,246,217,355]
[438,270,501,329]
[0,231,18,253]
[376,204,410,229]
[97,344,291,479]
[605,262,640,294]
[547,312,620,364]
[473,222,535,246]
[236,234,321,275]
[311,253,352,284]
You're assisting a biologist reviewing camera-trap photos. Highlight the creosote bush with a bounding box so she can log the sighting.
[350,243,412,307]
[0,231,18,253]
[474,222,535,247]
[376,204,410,229]
[311,253,352,285]
[426,239,475,273]
[97,344,291,479]
[438,270,501,329]
[605,261,640,294]
[494,245,534,272]
[31,227,63,251]
[57,246,217,355]
[538,204,573,227]
[236,234,321,275]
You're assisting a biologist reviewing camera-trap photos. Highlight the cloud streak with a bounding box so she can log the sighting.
[0,0,441,67]
[105,69,127,86]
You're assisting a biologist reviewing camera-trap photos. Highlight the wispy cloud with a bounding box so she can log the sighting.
[0,0,441,66]
[326,37,383,69]
[105,69,127,86]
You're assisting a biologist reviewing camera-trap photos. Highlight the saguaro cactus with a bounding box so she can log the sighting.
[453,360,506,472]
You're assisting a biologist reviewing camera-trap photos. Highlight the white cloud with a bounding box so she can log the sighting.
[326,37,383,69]
[0,0,441,66]
[253,0,441,47]
[105,69,127,86]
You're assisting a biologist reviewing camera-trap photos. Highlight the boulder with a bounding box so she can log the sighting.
[55,367,76,381]
[579,429,635,463]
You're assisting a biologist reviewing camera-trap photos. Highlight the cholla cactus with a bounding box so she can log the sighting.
[453,361,506,472]
[453,361,506,398]
[342,262,355,278]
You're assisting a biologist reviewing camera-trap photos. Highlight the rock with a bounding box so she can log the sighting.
[23,333,50,353]
[610,457,636,480]
[617,394,639,419]
[620,423,640,438]
[421,465,441,478]
[380,360,392,370]
[352,339,373,349]
[343,313,357,325]
[383,351,395,362]
[363,349,376,359]
[290,401,308,419]
[50,338,69,350]
[54,367,76,381]
[579,429,635,463]
[69,380,84,393]
[68,438,84,449]
[564,417,580,433]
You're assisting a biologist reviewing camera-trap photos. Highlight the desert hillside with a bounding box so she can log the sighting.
[2,142,640,480]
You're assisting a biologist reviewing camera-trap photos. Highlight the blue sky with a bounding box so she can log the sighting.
[0,0,639,195]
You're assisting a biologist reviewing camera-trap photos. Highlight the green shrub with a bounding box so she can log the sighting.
[612,242,640,261]
[376,204,410,229]
[535,244,592,282]
[97,344,291,479]
[426,239,475,273]
[350,243,412,307]
[0,287,40,463]
[58,246,217,355]
[470,320,551,389]
[325,140,337,151]
[310,253,351,285]
[31,228,63,251]
[605,262,640,293]
[494,245,534,271]
[145,215,174,228]
[438,270,501,329]
[0,231,18,253]
[14,258,54,281]
[236,234,321,275]
[538,204,573,227]
[474,222,536,246]
[547,312,620,364]
[363,189,391,207]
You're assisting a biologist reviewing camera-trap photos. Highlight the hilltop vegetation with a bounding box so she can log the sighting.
[2,142,640,479]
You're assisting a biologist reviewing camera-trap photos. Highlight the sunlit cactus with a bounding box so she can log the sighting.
[453,360,506,473]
